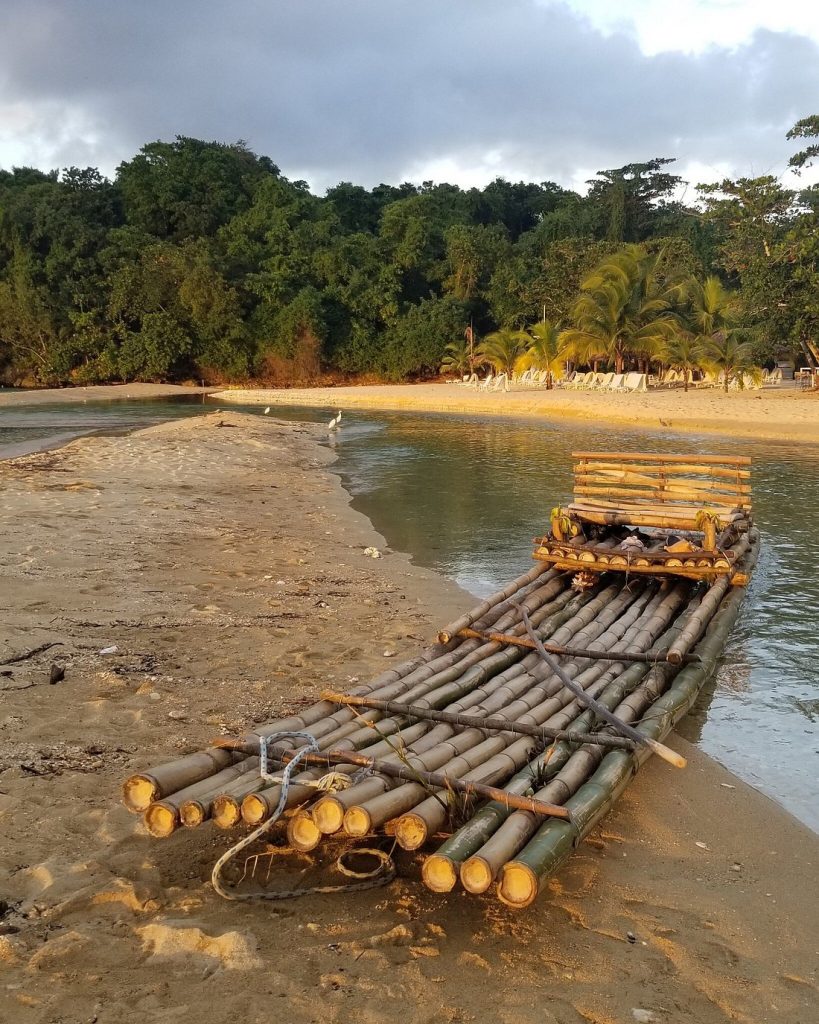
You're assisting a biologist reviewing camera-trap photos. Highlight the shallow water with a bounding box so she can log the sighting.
[2,397,817,830]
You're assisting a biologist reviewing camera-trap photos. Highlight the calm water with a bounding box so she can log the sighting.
[2,397,817,830]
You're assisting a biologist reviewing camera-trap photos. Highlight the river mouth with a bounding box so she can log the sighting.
[3,396,817,831]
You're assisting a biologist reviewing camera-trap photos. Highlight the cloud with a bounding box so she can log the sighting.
[0,1,816,193]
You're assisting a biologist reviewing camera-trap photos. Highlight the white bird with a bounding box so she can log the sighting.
[328,410,342,431]
[264,406,271,415]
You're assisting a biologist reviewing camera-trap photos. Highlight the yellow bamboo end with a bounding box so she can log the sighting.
[241,793,269,825]
[212,795,242,829]
[343,806,372,837]
[143,803,178,839]
[122,774,159,813]
[497,862,538,908]
[422,855,458,892]
[287,812,322,852]
[312,796,345,834]
[460,855,494,894]
[394,813,428,851]
[179,800,207,829]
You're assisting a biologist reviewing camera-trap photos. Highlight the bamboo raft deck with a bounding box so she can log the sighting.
[122,452,758,908]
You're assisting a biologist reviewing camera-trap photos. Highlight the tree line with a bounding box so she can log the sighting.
[0,118,816,387]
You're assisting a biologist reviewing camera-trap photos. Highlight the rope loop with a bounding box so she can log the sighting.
[211,729,395,902]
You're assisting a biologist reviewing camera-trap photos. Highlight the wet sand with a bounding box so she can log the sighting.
[212,381,819,444]
[0,383,209,407]
[0,413,816,1023]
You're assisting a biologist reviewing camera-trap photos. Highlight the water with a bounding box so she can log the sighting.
[2,397,817,830]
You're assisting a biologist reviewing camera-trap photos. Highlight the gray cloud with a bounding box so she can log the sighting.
[0,0,816,191]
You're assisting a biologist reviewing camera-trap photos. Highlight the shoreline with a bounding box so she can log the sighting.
[0,382,211,407]
[213,381,819,444]
[0,413,816,1022]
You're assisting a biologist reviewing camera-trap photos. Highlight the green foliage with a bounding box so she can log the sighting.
[477,328,530,377]
[1,125,817,386]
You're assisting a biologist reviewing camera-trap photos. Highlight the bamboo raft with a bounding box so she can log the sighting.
[123,451,759,908]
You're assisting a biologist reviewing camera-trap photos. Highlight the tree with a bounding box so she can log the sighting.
[560,245,678,373]
[703,333,759,392]
[586,159,683,243]
[663,333,705,391]
[476,328,530,377]
[519,320,566,388]
[440,339,471,376]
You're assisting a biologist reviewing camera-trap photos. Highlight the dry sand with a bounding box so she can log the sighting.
[0,412,816,1024]
[213,381,819,444]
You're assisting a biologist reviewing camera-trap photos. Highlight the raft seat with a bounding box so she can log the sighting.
[537,452,753,583]
[561,451,751,540]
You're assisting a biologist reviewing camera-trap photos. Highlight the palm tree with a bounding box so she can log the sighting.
[439,339,470,377]
[680,276,747,391]
[520,320,566,388]
[560,245,678,374]
[703,333,760,392]
[476,328,530,378]
[663,333,706,391]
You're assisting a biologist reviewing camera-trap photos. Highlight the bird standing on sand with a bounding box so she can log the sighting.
[264,406,271,415]
[328,410,342,431]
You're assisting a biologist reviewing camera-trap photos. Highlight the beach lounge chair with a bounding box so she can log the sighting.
[592,372,615,390]
[478,374,495,391]
[607,373,626,391]
[623,372,647,392]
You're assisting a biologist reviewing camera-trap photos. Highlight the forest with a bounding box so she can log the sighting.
[0,117,817,387]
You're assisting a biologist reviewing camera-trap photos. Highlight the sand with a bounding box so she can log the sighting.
[0,383,209,407]
[0,412,816,1023]
[212,381,819,444]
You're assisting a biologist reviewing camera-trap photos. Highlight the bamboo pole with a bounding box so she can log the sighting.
[451,628,699,664]
[437,563,554,643]
[571,452,751,465]
[143,758,258,837]
[321,692,637,750]
[123,749,244,814]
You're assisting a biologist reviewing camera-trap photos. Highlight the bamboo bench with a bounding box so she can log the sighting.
[534,452,752,583]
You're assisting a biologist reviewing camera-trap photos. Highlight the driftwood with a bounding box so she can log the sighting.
[0,641,62,665]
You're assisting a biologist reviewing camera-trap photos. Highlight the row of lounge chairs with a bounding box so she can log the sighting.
[559,371,648,392]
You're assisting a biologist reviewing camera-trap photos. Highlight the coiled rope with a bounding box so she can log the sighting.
[211,730,395,902]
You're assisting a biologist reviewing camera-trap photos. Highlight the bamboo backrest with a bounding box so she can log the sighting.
[571,452,752,512]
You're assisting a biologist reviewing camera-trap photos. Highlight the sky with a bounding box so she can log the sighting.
[0,0,817,196]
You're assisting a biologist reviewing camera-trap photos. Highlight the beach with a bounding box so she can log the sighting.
[212,381,819,444]
[0,383,209,407]
[0,412,816,1024]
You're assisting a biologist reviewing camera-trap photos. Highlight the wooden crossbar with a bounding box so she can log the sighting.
[572,451,751,465]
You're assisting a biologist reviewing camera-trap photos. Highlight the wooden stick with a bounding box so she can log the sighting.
[0,641,62,665]
[510,602,686,769]
[450,629,699,664]
[320,691,638,750]
[218,742,572,821]
[571,452,751,465]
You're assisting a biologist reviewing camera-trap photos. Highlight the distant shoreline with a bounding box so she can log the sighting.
[211,380,819,445]
[0,382,211,407]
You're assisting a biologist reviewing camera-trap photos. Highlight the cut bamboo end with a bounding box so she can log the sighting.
[212,795,242,830]
[460,855,495,894]
[287,812,322,852]
[644,738,687,768]
[422,855,458,893]
[497,862,539,908]
[437,631,452,645]
[241,793,269,825]
[123,775,159,814]
[312,795,346,834]
[143,803,178,839]
[343,806,372,837]
[394,813,428,851]
[179,800,207,829]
